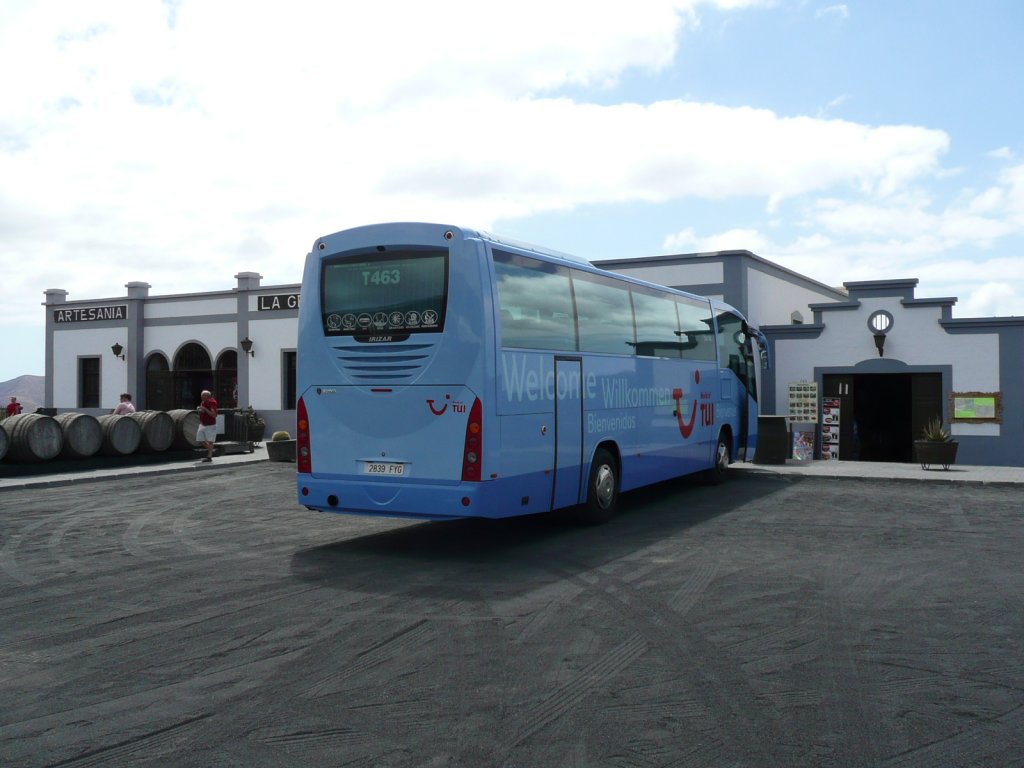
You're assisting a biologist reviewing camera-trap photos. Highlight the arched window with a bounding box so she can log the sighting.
[172,343,213,410]
[174,343,212,371]
[145,353,173,411]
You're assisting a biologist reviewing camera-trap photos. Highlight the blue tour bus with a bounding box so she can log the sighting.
[296,222,764,523]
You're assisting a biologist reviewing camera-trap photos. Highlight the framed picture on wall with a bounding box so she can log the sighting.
[950,391,1002,424]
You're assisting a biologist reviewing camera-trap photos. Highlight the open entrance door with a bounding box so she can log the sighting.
[823,372,942,462]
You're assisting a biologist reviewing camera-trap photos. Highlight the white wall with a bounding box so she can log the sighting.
[607,261,724,287]
[247,317,298,409]
[52,327,128,409]
[145,298,237,319]
[145,322,239,364]
[747,268,842,328]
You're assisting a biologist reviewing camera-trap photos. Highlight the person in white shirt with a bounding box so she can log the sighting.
[113,393,136,415]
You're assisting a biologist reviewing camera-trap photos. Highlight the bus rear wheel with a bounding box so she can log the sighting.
[576,448,618,524]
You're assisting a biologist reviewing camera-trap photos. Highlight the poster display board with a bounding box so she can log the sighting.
[792,429,815,461]
[821,397,840,460]
[950,391,1002,423]
[787,380,819,423]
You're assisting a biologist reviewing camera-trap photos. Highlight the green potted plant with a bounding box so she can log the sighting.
[914,416,958,470]
[266,430,296,462]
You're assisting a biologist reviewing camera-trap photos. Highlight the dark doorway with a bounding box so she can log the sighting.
[173,343,214,410]
[854,375,913,462]
[145,353,174,411]
[215,350,238,408]
[823,372,942,463]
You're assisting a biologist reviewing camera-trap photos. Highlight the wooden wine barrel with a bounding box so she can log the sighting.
[167,409,201,449]
[96,414,142,456]
[129,410,175,453]
[0,422,9,461]
[54,412,103,459]
[3,413,63,462]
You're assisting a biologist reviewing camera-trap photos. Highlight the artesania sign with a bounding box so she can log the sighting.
[257,293,300,311]
[53,305,127,323]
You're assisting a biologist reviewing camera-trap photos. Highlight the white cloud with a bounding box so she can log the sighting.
[663,227,769,253]
[0,0,954,320]
[668,164,1024,318]
[816,5,850,21]
[956,281,1021,318]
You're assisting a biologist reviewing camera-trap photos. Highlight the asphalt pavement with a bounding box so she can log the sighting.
[3,449,1023,493]
[2,458,1023,766]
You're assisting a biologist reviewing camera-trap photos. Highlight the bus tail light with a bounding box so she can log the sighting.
[461,397,482,482]
[297,396,312,474]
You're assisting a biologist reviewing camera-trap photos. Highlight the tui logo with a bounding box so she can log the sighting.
[672,370,701,439]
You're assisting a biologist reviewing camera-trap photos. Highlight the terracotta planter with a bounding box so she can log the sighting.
[914,440,958,470]
[267,438,296,462]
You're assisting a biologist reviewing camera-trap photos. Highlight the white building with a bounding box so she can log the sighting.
[44,273,299,436]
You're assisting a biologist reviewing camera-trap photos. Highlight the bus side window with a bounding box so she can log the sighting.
[632,288,681,358]
[716,311,756,399]
[574,273,634,354]
[494,250,576,351]
[677,297,717,361]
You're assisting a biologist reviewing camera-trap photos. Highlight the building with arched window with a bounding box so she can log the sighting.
[44,273,298,436]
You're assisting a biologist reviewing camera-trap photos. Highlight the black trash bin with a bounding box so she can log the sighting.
[753,415,791,465]
[221,408,248,442]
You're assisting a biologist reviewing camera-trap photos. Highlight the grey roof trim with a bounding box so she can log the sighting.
[843,278,919,291]
[596,249,848,302]
[667,283,722,296]
[758,323,826,339]
[941,316,1024,329]
[144,316,242,327]
[51,318,127,329]
[809,300,860,312]
[597,249,757,266]
[902,297,958,308]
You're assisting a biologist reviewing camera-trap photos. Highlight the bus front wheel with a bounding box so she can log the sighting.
[577,448,618,524]
[704,431,731,485]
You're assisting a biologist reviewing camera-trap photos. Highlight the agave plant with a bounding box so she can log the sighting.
[921,416,951,442]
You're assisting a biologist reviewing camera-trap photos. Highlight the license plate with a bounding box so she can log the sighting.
[362,461,406,476]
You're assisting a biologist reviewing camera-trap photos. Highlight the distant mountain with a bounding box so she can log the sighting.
[0,375,45,414]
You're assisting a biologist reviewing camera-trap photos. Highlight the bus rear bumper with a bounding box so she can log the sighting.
[296,474,508,520]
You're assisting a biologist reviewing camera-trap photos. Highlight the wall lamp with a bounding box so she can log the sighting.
[867,310,894,358]
[111,342,126,360]
[240,337,255,357]
[873,334,886,357]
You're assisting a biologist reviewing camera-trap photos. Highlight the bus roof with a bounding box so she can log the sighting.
[313,221,755,328]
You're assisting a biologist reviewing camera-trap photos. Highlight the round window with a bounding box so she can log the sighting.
[868,310,894,335]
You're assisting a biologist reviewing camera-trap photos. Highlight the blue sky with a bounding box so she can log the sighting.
[2,0,1023,383]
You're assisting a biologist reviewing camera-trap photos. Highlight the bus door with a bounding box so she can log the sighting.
[551,357,584,510]
[728,338,758,462]
[718,369,746,462]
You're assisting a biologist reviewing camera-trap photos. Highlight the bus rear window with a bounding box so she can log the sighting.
[320,250,448,336]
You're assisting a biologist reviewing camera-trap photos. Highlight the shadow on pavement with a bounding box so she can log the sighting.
[290,473,794,601]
